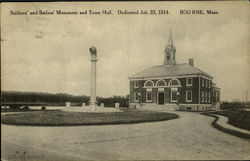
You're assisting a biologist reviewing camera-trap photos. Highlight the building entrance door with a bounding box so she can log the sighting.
[158,93,165,104]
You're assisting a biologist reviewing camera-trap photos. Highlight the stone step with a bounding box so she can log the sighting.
[141,104,177,111]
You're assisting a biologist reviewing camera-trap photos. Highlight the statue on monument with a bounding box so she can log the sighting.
[89,46,97,56]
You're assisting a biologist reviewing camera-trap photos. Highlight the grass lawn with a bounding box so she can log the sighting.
[1,110,179,126]
[207,110,250,131]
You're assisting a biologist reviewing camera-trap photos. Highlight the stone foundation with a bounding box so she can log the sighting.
[176,104,213,111]
[129,103,215,111]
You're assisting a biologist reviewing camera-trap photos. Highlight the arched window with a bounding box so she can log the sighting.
[169,78,181,102]
[169,78,181,87]
[156,80,167,87]
[144,80,154,88]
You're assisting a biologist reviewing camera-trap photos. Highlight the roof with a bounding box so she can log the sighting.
[129,63,213,79]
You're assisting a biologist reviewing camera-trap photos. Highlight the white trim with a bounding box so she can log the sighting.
[158,87,165,91]
[156,79,167,87]
[144,80,154,88]
[200,75,213,81]
[186,78,193,86]
[214,87,220,91]
[169,78,181,87]
[171,87,178,91]
[129,74,212,81]
[186,90,192,102]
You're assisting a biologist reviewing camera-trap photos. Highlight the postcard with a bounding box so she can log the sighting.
[1,1,250,160]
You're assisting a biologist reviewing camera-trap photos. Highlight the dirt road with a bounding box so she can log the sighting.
[2,111,250,160]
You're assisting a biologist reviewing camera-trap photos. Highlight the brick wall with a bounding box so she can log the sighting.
[130,77,202,104]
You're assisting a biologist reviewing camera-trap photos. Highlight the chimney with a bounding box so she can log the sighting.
[189,58,194,66]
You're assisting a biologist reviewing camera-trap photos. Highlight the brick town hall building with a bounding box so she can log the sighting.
[129,31,220,111]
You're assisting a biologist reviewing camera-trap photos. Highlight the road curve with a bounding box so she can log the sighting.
[2,111,250,160]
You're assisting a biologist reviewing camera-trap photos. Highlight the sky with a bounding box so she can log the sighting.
[1,2,250,101]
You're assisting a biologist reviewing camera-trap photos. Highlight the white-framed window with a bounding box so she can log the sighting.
[186,78,193,86]
[217,92,220,102]
[208,92,211,103]
[134,81,139,88]
[205,92,207,102]
[202,78,204,87]
[208,81,211,88]
[146,92,152,102]
[206,79,208,88]
[171,88,178,102]
[171,91,178,102]
[186,90,192,102]
[201,91,204,102]
[134,92,139,102]
[215,92,217,102]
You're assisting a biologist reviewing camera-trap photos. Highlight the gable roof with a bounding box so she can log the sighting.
[129,63,213,79]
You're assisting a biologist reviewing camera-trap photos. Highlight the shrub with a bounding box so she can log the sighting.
[221,101,245,110]
[41,106,46,110]
[21,106,29,111]
[9,105,21,110]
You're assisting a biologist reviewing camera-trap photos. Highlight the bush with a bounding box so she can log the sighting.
[9,105,21,110]
[41,106,46,110]
[97,95,129,107]
[21,106,29,111]
[221,101,245,110]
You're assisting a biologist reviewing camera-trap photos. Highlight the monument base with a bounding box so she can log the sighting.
[90,104,96,112]
[62,106,121,113]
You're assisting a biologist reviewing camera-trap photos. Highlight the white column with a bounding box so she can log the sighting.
[89,46,98,112]
[90,59,97,111]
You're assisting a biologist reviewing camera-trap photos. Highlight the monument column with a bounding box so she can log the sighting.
[89,46,98,111]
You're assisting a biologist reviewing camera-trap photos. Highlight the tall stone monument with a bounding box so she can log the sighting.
[89,46,98,111]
